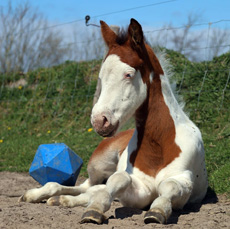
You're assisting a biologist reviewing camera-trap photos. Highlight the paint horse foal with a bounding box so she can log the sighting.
[19,19,208,225]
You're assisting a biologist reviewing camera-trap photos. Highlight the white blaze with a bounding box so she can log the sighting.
[91,54,147,132]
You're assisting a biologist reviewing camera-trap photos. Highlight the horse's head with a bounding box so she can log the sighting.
[91,19,163,137]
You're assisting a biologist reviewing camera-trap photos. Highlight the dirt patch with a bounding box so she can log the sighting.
[0,172,229,229]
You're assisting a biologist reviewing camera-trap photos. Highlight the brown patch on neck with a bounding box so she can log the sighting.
[130,75,181,177]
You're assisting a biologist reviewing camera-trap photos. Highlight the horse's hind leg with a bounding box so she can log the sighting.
[18,148,110,203]
[19,129,133,204]
[18,143,115,204]
[46,171,132,224]
[18,178,92,203]
[87,129,134,185]
[44,130,133,205]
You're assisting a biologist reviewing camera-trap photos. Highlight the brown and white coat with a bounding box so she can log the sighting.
[20,19,208,225]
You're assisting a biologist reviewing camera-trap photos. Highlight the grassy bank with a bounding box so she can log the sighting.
[0,50,229,195]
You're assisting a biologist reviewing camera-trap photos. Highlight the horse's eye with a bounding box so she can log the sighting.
[125,73,132,78]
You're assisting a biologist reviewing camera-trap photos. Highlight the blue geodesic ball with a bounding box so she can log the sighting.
[29,143,83,186]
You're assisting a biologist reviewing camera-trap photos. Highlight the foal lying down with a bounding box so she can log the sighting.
[19,18,208,225]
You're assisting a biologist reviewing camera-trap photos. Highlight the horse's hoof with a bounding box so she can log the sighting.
[80,210,106,224]
[47,196,61,206]
[18,194,39,203]
[144,208,167,224]
[18,195,25,202]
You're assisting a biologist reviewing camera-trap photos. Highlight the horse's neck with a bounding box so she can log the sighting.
[131,74,181,176]
[135,74,177,142]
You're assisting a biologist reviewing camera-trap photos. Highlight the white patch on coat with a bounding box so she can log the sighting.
[149,72,154,83]
[157,73,208,203]
[117,129,138,172]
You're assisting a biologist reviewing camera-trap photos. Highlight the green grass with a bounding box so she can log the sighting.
[0,59,103,176]
[0,50,229,196]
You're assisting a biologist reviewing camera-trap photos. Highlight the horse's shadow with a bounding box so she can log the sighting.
[114,206,143,219]
[169,187,218,224]
[111,187,218,224]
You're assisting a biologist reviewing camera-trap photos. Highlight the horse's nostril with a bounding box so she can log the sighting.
[102,116,109,128]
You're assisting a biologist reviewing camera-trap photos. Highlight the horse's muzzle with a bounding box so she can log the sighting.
[91,113,119,137]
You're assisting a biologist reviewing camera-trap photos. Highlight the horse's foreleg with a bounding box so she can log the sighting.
[81,171,132,224]
[19,179,91,203]
[144,173,193,224]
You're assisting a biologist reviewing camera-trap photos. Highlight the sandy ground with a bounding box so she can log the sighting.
[0,171,229,229]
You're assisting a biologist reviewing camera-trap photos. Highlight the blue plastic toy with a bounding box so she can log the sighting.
[29,143,83,186]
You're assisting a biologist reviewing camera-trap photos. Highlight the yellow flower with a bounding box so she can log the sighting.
[0,139,3,143]
[47,130,51,134]
[8,127,11,130]
[18,85,22,90]
[88,128,93,132]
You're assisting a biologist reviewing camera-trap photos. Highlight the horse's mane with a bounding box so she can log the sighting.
[115,27,129,45]
[154,47,185,110]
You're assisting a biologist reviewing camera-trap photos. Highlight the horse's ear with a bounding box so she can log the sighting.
[128,19,164,75]
[100,20,117,48]
[128,18,144,47]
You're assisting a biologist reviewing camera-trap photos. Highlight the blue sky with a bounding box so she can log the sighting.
[1,0,229,61]
[2,0,230,29]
